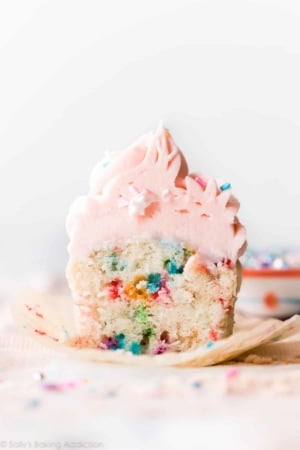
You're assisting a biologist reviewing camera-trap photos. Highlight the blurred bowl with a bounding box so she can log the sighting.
[237,267,300,318]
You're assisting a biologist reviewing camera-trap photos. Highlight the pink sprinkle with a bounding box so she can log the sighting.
[195,176,206,189]
[157,288,172,305]
[34,329,46,336]
[221,258,233,268]
[218,297,225,307]
[154,345,167,355]
[26,304,44,319]
[209,328,219,341]
[43,380,82,391]
[160,274,170,295]
[142,188,154,196]
[108,279,122,300]
[225,367,239,379]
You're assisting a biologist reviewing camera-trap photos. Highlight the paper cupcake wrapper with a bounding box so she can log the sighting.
[12,287,300,367]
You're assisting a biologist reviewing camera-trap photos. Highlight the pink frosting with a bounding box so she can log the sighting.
[66,124,247,263]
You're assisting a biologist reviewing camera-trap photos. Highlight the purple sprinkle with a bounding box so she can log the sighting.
[155,345,167,355]
[102,336,118,350]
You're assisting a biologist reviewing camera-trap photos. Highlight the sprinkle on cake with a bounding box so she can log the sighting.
[66,123,247,354]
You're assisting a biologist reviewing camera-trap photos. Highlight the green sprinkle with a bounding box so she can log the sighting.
[135,305,148,324]
[106,253,126,272]
[183,247,194,258]
[129,342,141,355]
[143,327,155,338]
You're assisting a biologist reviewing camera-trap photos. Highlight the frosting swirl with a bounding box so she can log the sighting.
[66,124,247,263]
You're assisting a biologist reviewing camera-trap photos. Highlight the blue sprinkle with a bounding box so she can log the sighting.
[129,342,141,355]
[164,260,184,275]
[206,341,214,349]
[220,182,231,191]
[192,381,202,389]
[26,398,41,409]
[147,273,162,292]
[116,333,126,349]
[107,390,118,398]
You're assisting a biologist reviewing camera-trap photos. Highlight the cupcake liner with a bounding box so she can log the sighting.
[12,287,300,367]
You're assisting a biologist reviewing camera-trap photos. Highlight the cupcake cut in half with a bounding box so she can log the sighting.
[66,124,247,354]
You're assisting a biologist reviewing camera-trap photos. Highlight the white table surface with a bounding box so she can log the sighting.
[1,297,300,450]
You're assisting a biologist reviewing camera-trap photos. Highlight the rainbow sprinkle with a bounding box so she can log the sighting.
[195,176,207,189]
[124,275,147,300]
[209,328,219,341]
[143,327,155,338]
[116,333,126,349]
[242,248,300,269]
[225,367,239,379]
[129,342,141,355]
[135,305,148,323]
[102,336,118,350]
[102,333,127,350]
[154,345,167,355]
[164,259,184,275]
[107,279,122,300]
[42,380,83,391]
[206,341,215,349]
[147,273,162,292]
[220,182,231,191]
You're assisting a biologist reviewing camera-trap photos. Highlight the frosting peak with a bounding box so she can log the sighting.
[67,125,247,262]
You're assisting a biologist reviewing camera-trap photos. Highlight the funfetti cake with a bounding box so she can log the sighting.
[66,124,247,355]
